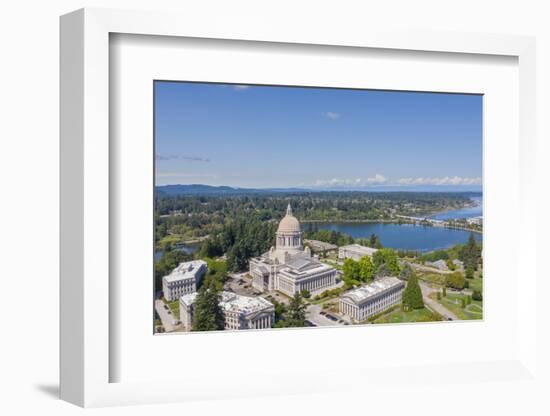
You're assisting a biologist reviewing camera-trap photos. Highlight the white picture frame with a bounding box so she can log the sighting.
[60,7,539,408]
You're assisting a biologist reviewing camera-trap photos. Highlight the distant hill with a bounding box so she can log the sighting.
[155,184,311,196]
[155,184,483,197]
[156,184,242,196]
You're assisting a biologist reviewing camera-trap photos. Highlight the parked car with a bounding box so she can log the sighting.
[320,311,327,316]
[326,314,338,322]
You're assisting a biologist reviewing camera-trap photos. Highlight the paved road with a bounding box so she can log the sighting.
[154,299,179,332]
[418,281,459,320]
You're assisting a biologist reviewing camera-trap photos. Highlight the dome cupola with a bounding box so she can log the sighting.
[277,203,301,233]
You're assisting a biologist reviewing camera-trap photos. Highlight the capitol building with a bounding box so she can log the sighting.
[250,204,337,296]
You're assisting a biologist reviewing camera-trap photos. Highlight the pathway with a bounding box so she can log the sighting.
[418,281,459,321]
[154,299,178,332]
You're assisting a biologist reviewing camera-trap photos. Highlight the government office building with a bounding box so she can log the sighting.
[179,291,275,331]
[162,260,208,301]
[340,277,405,322]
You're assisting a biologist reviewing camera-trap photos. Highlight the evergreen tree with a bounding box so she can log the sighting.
[402,273,424,310]
[465,265,474,279]
[460,233,481,271]
[192,286,225,331]
[399,264,413,281]
[286,293,306,327]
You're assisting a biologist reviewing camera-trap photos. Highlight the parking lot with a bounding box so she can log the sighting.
[305,303,350,327]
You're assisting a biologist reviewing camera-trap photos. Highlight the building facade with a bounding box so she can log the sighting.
[249,204,337,296]
[179,291,275,331]
[338,244,378,261]
[162,260,207,301]
[339,277,405,322]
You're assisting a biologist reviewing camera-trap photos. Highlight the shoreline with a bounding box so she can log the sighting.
[301,219,482,235]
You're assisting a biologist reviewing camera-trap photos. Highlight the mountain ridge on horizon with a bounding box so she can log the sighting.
[155,183,483,196]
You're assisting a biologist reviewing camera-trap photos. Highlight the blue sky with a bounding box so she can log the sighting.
[155,82,482,190]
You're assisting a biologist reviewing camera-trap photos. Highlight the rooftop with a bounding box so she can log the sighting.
[180,291,274,315]
[340,244,378,255]
[163,260,207,283]
[342,277,404,304]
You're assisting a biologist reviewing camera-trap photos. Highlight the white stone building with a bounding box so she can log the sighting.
[179,291,275,331]
[426,259,449,271]
[162,260,207,301]
[340,277,405,322]
[338,244,378,261]
[249,204,337,296]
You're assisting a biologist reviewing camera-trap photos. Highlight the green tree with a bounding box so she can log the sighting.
[375,263,391,278]
[402,273,424,310]
[460,233,481,271]
[372,248,400,275]
[301,289,311,299]
[465,264,474,279]
[442,286,447,297]
[192,286,225,331]
[472,290,483,301]
[399,264,414,280]
[358,255,374,282]
[446,271,466,290]
[372,250,385,269]
[342,258,361,285]
[286,293,307,327]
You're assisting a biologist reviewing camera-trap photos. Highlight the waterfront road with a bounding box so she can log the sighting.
[418,281,459,321]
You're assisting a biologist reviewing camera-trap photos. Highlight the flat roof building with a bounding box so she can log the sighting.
[338,244,378,261]
[180,291,275,331]
[162,260,207,301]
[340,277,405,322]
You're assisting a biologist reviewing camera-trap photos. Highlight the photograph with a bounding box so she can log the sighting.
[153,81,483,334]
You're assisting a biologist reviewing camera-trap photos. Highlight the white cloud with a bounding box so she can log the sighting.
[314,174,387,187]
[396,176,482,186]
[365,174,388,184]
[312,174,480,188]
[233,85,251,91]
[155,154,210,162]
[326,111,340,120]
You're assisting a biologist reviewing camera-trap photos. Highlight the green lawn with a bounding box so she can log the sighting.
[372,307,443,324]
[467,277,483,293]
[430,293,483,320]
[416,272,447,286]
[165,299,180,318]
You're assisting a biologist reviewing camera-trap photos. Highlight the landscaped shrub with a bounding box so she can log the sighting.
[472,290,483,301]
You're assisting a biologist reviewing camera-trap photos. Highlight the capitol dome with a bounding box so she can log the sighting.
[277,203,301,233]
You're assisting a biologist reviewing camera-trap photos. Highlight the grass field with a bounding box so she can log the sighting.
[416,272,447,286]
[429,293,483,320]
[372,307,443,324]
[467,276,483,293]
[165,298,180,318]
